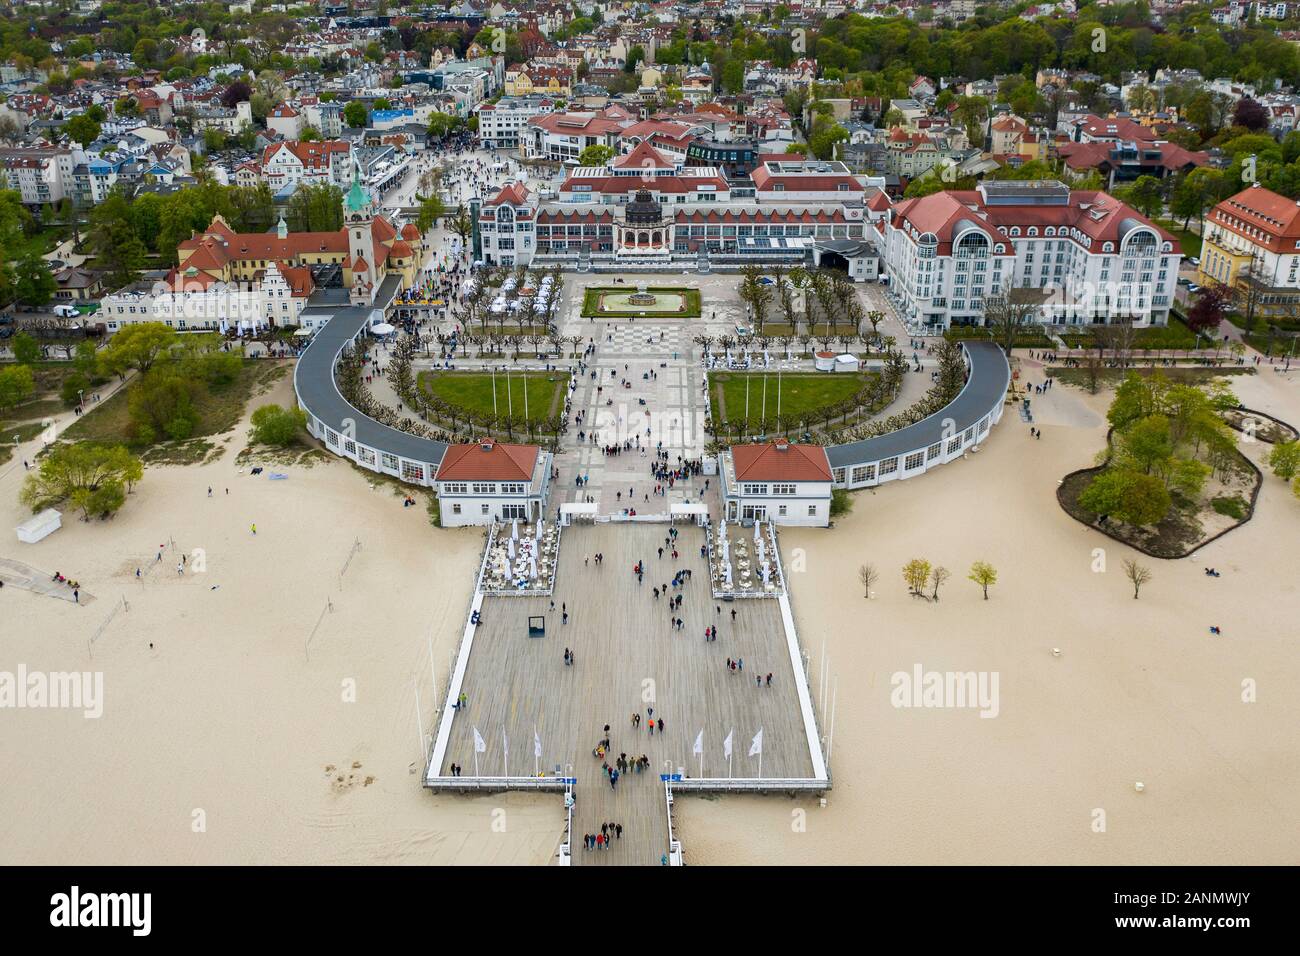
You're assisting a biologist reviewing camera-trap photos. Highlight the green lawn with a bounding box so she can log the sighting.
[944,326,1055,349]
[710,372,873,428]
[1060,318,1203,350]
[580,287,702,318]
[417,370,569,425]
[61,361,287,451]
[1155,218,1202,260]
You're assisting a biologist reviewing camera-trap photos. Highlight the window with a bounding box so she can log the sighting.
[947,437,962,454]
[927,443,942,461]
[481,504,490,514]
[443,482,468,494]
[742,483,768,495]
[905,451,925,470]
[452,503,462,515]
[851,465,874,483]
[807,505,817,516]
[880,457,898,475]
[381,453,399,471]
[401,461,425,482]
[472,482,495,494]
[500,482,525,495]
[778,505,788,516]
[771,483,795,495]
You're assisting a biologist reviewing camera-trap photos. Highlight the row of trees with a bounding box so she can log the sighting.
[857,559,998,601]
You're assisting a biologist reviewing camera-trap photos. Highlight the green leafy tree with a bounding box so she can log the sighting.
[0,363,35,414]
[65,113,102,147]
[20,442,143,518]
[343,101,369,128]
[416,193,445,233]
[100,322,178,376]
[578,144,615,167]
[1079,469,1171,526]
[11,331,40,365]
[13,254,55,307]
[968,560,997,600]
[249,403,307,446]
[1269,441,1300,481]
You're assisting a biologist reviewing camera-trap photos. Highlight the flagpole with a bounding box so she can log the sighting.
[503,726,508,778]
[828,675,838,763]
[534,723,539,777]
[414,679,426,762]
[492,366,497,418]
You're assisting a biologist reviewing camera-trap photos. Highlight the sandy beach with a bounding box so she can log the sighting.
[677,363,1300,865]
[0,369,561,865]
[2,359,1297,865]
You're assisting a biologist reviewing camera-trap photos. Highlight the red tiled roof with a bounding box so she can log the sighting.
[731,442,832,482]
[437,441,539,481]
[1208,185,1300,248]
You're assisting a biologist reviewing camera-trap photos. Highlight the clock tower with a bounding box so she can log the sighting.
[344,160,377,306]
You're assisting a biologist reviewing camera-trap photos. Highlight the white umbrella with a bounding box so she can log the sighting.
[511,519,519,540]
[507,536,516,559]
[529,554,537,579]
[371,322,396,335]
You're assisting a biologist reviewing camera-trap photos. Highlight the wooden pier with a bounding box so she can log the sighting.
[432,524,820,865]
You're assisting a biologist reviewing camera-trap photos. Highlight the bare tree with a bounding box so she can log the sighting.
[1123,558,1152,599]
[984,291,1039,355]
[858,563,878,598]
[929,565,951,601]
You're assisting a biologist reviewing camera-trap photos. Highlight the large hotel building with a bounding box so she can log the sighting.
[882,180,1183,330]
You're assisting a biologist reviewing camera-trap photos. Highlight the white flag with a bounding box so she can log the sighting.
[473,726,486,753]
[723,728,734,760]
[502,727,509,756]
[749,727,764,756]
[534,729,542,758]
[692,729,703,756]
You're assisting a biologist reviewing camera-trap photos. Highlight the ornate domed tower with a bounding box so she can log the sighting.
[616,187,673,259]
[344,161,377,305]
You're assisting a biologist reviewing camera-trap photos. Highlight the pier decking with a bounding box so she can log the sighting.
[432,524,820,865]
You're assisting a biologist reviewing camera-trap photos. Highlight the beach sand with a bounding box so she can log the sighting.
[676,364,1300,865]
[0,370,561,865]
[2,361,1297,865]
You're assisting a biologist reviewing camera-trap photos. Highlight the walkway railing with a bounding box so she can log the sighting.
[425,775,572,792]
[664,782,684,866]
[669,776,829,793]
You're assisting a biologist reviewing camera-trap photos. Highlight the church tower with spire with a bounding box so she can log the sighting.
[344,160,377,306]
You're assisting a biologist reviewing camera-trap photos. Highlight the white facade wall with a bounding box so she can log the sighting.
[885,219,1180,328]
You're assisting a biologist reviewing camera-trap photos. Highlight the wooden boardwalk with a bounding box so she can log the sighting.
[437,524,816,866]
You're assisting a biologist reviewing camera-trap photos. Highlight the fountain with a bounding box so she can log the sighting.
[627,283,658,306]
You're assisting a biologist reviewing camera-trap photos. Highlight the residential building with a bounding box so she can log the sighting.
[475,96,556,150]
